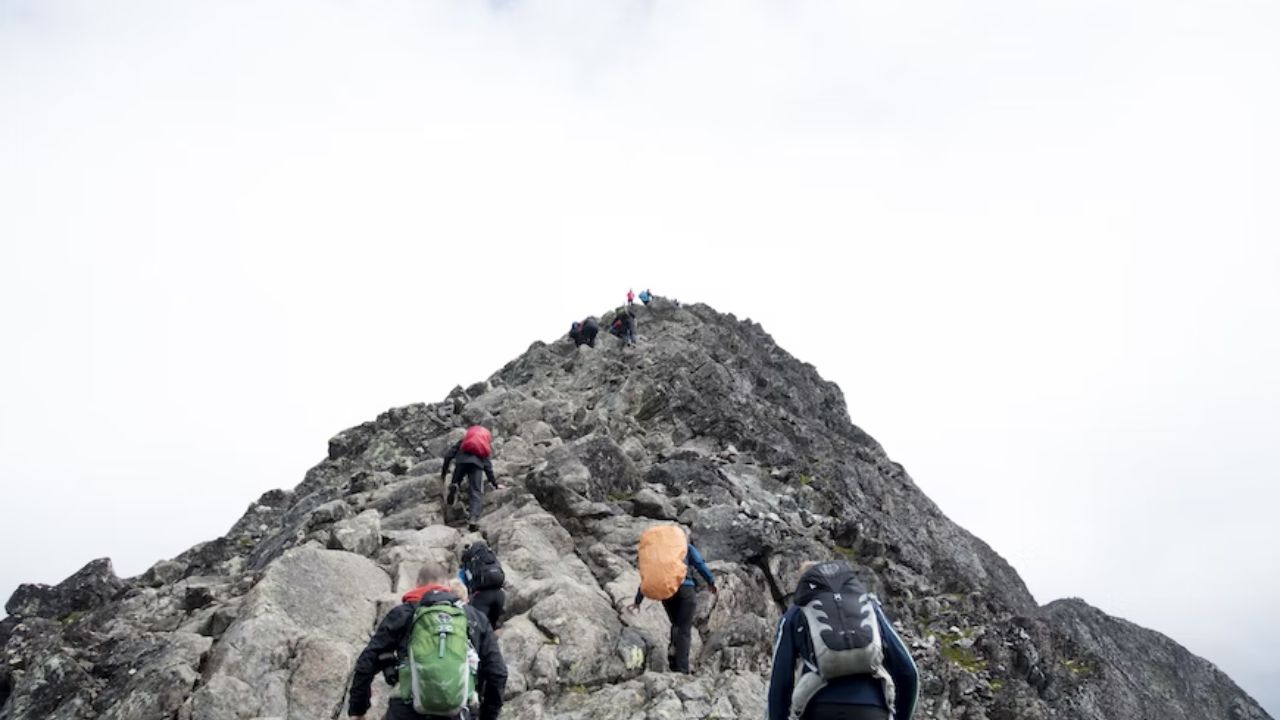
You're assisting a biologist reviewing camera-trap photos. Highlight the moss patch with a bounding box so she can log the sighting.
[938,630,988,673]
[1063,658,1095,676]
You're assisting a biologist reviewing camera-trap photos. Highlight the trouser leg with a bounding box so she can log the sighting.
[471,589,506,629]
[663,597,678,669]
[662,585,696,673]
[467,466,485,523]
[448,465,468,521]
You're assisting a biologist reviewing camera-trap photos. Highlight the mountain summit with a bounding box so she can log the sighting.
[2,299,1270,720]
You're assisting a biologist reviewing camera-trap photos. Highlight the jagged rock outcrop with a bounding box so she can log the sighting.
[2,299,1270,720]
[3,559,122,620]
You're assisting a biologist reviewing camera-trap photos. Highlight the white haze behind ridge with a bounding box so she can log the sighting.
[1,0,1277,712]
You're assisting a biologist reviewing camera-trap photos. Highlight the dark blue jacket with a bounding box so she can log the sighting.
[634,544,715,605]
[767,600,918,720]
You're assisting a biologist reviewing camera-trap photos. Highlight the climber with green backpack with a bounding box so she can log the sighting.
[348,561,507,720]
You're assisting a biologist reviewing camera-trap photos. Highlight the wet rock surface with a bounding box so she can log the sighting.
[2,299,1270,719]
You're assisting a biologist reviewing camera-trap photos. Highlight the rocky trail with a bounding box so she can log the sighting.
[1,299,1271,720]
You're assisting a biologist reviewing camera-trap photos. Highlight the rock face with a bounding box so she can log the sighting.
[1,299,1270,720]
[4,558,122,620]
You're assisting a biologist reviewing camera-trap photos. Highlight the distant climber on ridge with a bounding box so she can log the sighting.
[459,540,507,629]
[639,288,652,306]
[569,317,599,348]
[767,560,918,720]
[627,288,635,307]
[348,561,508,720]
[442,426,501,532]
[629,525,716,674]
[609,306,637,347]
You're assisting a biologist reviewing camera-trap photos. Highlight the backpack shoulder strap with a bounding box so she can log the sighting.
[398,603,430,654]
[790,606,818,672]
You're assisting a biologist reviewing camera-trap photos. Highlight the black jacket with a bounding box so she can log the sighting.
[348,587,508,720]
[580,318,598,345]
[608,311,635,337]
[441,442,497,484]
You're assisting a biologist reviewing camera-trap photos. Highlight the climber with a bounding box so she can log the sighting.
[459,541,507,629]
[766,561,918,720]
[639,289,652,305]
[570,317,599,348]
[620,308,637,346]
[442,426,502,532]
[627,288,636,307]
[609,306,636,347]
[629,525,716,674]
[348,561,508,720]
[580,317,599,347]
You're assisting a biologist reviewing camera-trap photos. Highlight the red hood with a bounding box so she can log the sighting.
[402,584,451,604]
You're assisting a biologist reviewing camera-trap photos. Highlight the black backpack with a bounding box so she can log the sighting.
[462,542,505,592]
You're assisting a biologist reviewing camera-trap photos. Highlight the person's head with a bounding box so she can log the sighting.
[447,578,469,602]
[416,560,450,588]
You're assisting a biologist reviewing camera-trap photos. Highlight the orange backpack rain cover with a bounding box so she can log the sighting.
[638,525,688,600]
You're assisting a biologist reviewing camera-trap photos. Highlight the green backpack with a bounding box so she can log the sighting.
[399,602,474,716]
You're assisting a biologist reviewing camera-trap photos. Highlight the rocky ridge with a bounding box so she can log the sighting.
[1,299,1271,720]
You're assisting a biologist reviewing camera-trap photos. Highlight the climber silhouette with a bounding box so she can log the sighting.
[609,306,637,347]
[630,526,716,674]
[459,541,507,630]
[442,426,501,532]
[570,317,599,348]
[348,561,508,720]
[767,561,918,720]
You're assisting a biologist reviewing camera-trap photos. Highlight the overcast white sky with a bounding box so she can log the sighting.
[2,0,1277,712]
